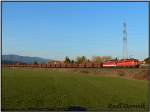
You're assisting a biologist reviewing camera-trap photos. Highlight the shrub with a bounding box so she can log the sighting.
[118,70,125,76]
[80,70,89,74]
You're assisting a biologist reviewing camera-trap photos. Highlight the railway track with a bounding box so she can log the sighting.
[2,65,148,70]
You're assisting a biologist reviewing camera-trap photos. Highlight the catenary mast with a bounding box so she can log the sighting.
[123,22,128,59]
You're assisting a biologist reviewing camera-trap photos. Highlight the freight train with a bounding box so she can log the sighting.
[3,58,140,68]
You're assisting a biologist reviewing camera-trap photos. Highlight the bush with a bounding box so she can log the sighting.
[118,71,125,76]
[80,70,89,74]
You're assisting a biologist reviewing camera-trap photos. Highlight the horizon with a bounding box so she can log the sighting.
[3,54,148,61]
[2,2,148,61]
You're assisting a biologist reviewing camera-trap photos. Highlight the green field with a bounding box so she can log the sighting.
[2,68,148,111]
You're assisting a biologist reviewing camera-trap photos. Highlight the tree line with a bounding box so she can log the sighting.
[28,56,150,65]
[32,56,112,65]
[63,56,112,64]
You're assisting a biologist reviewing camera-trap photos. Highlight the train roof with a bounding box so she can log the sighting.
[120,58,139,61]
[103,58,139,63]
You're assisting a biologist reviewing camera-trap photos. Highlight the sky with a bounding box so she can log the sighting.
[2,2,149,61]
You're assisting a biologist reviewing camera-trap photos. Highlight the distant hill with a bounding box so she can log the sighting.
[2,54,51,64]
[2,60,17,64]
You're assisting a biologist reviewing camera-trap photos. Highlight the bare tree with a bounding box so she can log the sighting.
[91,56,112,63]
[76,56,87,64]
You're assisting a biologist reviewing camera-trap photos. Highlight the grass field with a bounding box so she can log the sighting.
[2,68,148,111]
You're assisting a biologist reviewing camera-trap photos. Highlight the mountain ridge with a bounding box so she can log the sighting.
[2,54,53,64]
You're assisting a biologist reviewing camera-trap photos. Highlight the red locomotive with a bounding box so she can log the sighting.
[117,59,140,68]
[102,60,117,68]
[102,58,140,68]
